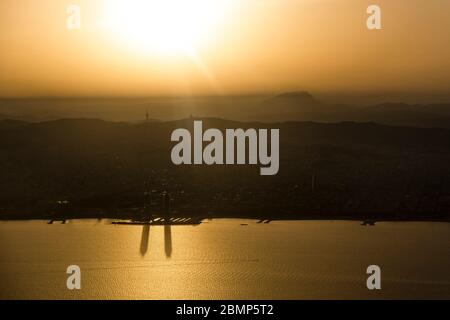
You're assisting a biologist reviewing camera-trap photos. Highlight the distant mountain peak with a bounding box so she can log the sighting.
[261,91,319,113]
[276,91,315,100]
[268,91,318,105]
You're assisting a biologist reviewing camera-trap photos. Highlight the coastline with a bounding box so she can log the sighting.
[1,211,449,223]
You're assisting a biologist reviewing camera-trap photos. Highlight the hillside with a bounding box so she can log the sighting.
[1,118,450,220]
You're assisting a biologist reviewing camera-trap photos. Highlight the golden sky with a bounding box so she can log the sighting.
[0,0,449,97]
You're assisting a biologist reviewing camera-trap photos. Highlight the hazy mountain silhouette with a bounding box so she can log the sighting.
[262,91,318,109]
[1,93,450,127]
[258,92,450,126]
[0,119,28,129]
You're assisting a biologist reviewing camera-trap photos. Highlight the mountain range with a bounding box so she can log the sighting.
[1,92,450,127]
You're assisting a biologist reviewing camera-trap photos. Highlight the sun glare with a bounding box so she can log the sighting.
[102,0,235,55]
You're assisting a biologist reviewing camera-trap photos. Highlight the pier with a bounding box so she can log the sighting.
[111,216,202,226]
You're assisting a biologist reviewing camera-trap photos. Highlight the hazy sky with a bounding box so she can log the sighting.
[0,0,449,97]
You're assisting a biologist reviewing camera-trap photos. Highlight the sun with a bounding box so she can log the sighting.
[102,0,235,55]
